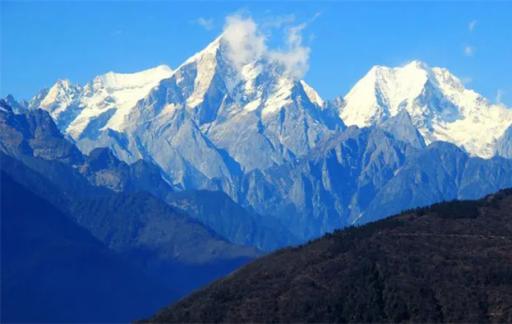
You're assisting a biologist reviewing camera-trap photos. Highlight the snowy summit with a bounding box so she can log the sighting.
[339,60,512,158]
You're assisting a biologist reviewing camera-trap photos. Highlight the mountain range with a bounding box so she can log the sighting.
[8,34,511,247]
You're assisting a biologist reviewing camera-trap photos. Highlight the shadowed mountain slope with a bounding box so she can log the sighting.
[0,98,291,250]
[0,100,262,321]
[0,172,172,322]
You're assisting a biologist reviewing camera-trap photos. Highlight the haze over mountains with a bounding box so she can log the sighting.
[0,99,259,321]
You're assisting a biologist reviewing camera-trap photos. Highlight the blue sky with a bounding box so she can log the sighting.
[1,1,511,105]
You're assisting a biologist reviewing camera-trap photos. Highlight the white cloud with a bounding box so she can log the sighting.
[268,23,310,79]
[461,76,473,85]
[496,89,505,104]
[464,45,475,57]
[261,14,296,29]
[222,13,312,79]
[468,20,478,32]
[310,12,322,22]
[222,14,267,69]
[195,17,214,31]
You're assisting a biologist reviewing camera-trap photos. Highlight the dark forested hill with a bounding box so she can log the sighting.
[148,189,512,323]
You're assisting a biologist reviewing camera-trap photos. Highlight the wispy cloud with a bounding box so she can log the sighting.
[464,45,475,57]
[223,14,266,68]
[468,20,478,32]
[261,14,296,30]
[194,17,214,31]
[496,89,505,104]
[222,13,316,80]
[461,76,473,85]
[268,22,310,79]
[310,12,322,22]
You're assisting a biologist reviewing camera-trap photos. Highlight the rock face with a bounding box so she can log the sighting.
[148,189,512,323]
[496,125,512,159]
[362,142,512,223]
[378,110,426,149]
[239,126,512,241]
[166,190,297,251]
[0,99,83,164]
[239,126,414,239]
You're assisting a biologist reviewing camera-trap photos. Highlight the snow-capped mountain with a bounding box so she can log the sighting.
[30,65,173,137]
[339,60,512,158]
[127,36,342,173]
[5,36,512,248]
[17,36,512,243]
[29,35,342,191]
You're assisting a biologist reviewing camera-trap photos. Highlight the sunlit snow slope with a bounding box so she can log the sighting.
[339,60,512,158]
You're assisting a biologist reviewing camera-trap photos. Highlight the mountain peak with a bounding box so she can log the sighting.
[369,60,429,77]
[403,59,428,69]
[35,79,81,115]
[45,79,75,92]
[299,80,324,107]
[379,109,426,149]
[29,64,174,135]
[93,64,173,89]
[0,98,13,113]
[340,61,512,158]
[182,35,223,67]
[2,95,28,114]
[374,61,429,86]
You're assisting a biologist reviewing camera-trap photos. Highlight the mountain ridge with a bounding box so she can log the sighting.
[0,98,287,250]
[16,38,511,168]
[146,188,512,323]
[0,104,264,320]
[4,35,512,248]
